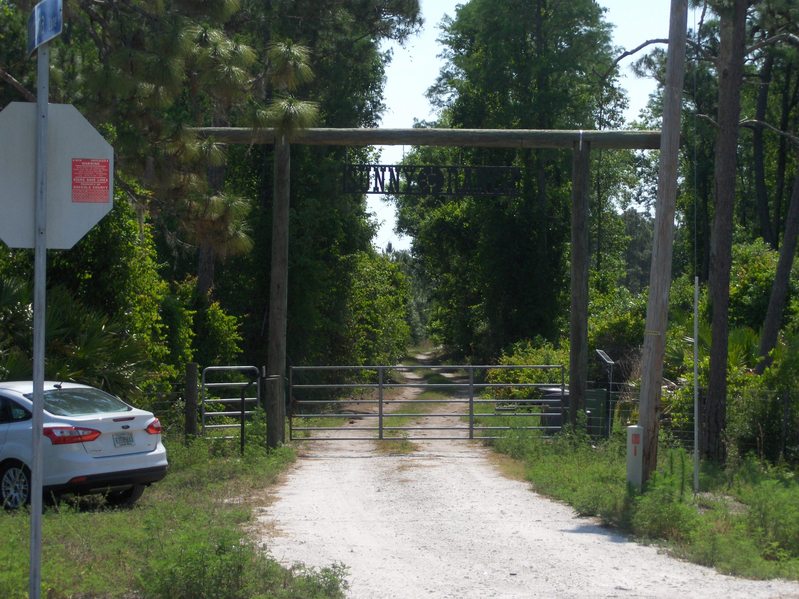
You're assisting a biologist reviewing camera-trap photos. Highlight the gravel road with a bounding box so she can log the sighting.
[255,365,799,598]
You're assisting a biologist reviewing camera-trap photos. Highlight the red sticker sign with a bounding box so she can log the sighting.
[72,158,110,203]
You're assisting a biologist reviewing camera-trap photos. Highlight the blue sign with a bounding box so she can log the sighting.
[27,0,63,55]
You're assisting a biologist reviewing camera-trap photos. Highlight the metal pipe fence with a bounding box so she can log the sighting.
[200,366,260,450]
[588,383,799,463]
[141,364,798,464]
[289,364,566,441]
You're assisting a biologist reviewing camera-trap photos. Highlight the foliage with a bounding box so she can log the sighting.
[632,450,699,542]
[0,441,346,598]
[344,251,412,366]
[194,299,244,369]
[0,0,423,388]
[487,339,569,397]
[726,238,789,330]
[588,286,648,381]
[48,197,175,386]
[160,279,197,372]
[386,248,430,344]
[488,432,799,579]
[397,0,626,360]
[0,199,176,396]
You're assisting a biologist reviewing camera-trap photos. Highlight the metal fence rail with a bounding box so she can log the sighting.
[582,382,696,446]
[289,364,566,441]
[201,366,260,452]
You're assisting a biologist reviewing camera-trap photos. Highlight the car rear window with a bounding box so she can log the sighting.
[26,388,133,416]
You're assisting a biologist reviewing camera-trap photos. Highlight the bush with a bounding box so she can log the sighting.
[632,451,699,542]
[148,531,346,599]
[487,338,568,398]
[742,479,799,558]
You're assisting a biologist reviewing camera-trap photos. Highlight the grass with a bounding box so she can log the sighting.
[0,434,346,598]
[487,424,799,580]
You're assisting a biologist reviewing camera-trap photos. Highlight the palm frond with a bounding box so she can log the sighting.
[263,95,320,136]
[267,41,314,91]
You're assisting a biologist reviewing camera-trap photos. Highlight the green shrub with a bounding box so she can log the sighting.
[633,479,698,542]
[487,338,568,400]
[742,479,799,558]
[147,530,346,599]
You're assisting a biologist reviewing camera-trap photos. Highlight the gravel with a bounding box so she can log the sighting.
[255,431,799,599]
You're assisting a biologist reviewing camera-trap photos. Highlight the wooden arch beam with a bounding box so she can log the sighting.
[193,126,660,150]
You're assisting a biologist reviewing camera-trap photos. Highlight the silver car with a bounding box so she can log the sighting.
[0,381,168,508]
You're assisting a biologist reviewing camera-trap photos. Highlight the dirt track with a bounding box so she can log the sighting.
[255,367,799,598]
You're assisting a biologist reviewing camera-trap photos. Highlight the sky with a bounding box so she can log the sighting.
[369,0,697,252]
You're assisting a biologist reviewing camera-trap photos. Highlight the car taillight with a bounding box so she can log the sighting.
[145,418,162,435]
[43,426,101,445]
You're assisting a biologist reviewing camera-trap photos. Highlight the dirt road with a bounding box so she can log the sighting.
[255,364,799,598]
[255,434,799,598]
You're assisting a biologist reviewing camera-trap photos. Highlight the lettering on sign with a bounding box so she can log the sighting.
[343,164,521,197]
[72,158,110,203]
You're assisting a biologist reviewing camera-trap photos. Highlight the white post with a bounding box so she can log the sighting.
[627,425,643,491]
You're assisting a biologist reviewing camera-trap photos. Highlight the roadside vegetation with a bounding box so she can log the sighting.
[487,425,799,580]
[475,330,799,580]
[0,434,346,599]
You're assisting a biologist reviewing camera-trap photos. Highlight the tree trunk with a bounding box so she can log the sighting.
[704,0,747,462]
[757,166,799,374]
[752,52,775,248]
[775,65,799,247]
[197,242,215,301]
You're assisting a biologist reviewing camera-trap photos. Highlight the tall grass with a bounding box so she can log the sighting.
[489,425,799,579]
[0,436,346,598]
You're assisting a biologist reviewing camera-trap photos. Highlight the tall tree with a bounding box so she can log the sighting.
[397,0,622,359]
[757,161,799,372]
[214,0,422,368]
[705,0,748,461]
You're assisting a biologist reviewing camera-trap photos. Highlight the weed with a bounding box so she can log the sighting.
[486,426,799,580]
[0,436,345,598]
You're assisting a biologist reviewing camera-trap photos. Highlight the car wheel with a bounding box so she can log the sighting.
[0,461,31,510]
[105,484,145,508]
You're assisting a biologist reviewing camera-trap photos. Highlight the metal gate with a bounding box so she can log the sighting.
[201,366,260,450]
[288,364,565,441]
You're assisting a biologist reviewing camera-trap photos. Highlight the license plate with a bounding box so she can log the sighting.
[113,432,135,448]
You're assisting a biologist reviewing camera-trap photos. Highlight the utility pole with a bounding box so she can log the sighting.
[637,0,688,483]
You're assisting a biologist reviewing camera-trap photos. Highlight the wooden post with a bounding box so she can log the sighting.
[638,0,687,483]
[184,362,199,441]
[266,136,290,448]
[193,127,660,151]
[569,140,590,426]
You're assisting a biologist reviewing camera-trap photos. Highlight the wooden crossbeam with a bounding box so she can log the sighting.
[192,127,661,150]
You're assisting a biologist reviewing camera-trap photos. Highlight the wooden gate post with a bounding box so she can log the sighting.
[266,136,290,448]
[569,139,591,426]
[184,361,199,441]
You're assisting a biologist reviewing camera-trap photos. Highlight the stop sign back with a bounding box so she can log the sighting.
[0,102,114,249]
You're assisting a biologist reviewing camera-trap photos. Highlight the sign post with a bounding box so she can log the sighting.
[29,0,61,594]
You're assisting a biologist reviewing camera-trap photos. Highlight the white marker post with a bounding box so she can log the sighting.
[27,1,62,597]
